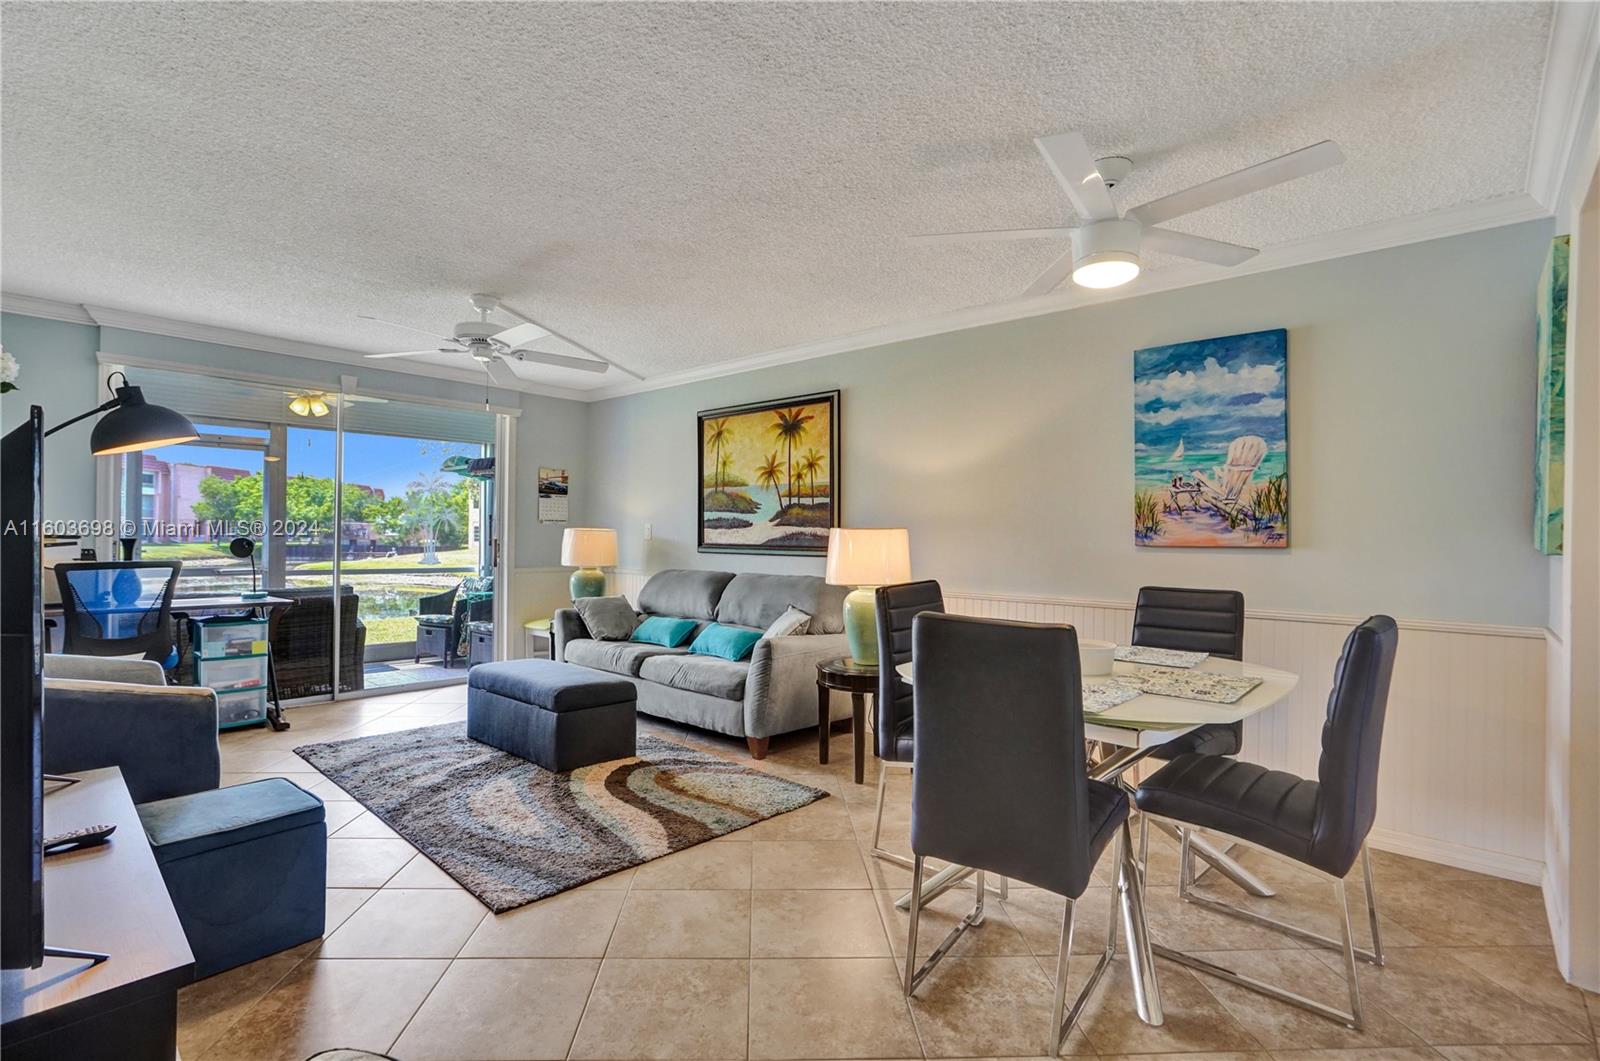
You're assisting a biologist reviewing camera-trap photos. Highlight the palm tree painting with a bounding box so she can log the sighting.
[698,391,839,554]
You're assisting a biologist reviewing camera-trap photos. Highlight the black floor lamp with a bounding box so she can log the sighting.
[44,371,199,455]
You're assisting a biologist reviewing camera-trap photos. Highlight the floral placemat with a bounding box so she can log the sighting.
[1082,681,1142,713]
[1115,669,1262,705]
[1114,645,1209,669]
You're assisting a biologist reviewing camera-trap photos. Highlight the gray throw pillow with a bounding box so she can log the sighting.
[574,596,640,641]
[763,605,812,639]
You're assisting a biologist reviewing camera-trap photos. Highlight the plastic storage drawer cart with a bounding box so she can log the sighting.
[192,617,270,730]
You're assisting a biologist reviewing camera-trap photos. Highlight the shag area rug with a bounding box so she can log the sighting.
[295,723,827,911]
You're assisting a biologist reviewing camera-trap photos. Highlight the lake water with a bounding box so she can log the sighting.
[1134,447,1287,491]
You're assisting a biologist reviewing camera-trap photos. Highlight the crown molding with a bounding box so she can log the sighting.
[1528,0,1600,215]
[0,291,592,403]
[82,303,594,403]
[0,292,96,325]
[584,191,1551,401]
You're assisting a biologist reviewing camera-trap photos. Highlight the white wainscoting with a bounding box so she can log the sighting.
[612,571,1547,883]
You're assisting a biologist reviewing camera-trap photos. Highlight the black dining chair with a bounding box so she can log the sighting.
[1126,586,1274,897]
[906,612,1132,1053]
[1134,614,1398,1030]
[870,580,943,870]
[1131,586,1247,760]
[54,560,182,665]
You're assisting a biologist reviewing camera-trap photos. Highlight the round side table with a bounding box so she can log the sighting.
[815,656,877,784]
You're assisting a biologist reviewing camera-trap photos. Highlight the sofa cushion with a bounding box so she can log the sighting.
[639,654,749,701]
[764,605,812,638]
[637,569,736,622]
[630,616,700,648]
[688,623,763,661]
[573,595,640,640]
[716,573,849,634]
[564,638,687,677]
[470,657,636,710]
[139,778,324,864]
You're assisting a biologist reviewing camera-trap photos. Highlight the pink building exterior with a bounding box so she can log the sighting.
[141,456,251,540]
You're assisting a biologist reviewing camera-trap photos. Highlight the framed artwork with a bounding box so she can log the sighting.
[1534,235,1569,556]
[1134,328,1288,548]
[698,390,840,555]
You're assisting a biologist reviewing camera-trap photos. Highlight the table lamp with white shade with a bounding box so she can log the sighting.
[560,527,618,600]
[825,528,911,666]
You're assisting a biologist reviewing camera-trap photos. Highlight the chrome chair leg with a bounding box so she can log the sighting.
[1047,896,1077,1055]
[1045,830,1124,1054]
[1333,875,1364,1028]
[903,855,986,996]
[1152,817,1381,1030]
[1361,845,1386,965]
[903,854,926,995]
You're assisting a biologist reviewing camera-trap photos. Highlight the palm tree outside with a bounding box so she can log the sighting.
[405,472,458,565]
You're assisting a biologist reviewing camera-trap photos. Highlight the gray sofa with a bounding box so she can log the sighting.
[553,569,852,758]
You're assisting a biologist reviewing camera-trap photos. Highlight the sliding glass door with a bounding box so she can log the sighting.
[333,393,497,689]
[100,365,503,701]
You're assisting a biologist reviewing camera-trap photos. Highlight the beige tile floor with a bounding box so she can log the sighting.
[180,685,1600,1061]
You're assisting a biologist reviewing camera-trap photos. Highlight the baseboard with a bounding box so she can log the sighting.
[1367,827,1544,885]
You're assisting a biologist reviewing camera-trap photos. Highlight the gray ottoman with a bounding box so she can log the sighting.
[468,659,637,771]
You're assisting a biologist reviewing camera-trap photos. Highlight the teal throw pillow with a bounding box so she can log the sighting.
[688,623,763,662]
[631,616,699,648]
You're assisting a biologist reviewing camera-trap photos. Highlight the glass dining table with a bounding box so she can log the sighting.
[894,653,1300,1026]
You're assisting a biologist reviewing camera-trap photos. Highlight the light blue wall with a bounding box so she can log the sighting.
[585,220,1556,628]
[1,313,103,523]
[0,313,589,563]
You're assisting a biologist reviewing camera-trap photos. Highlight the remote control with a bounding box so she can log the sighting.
[43,823,116,856]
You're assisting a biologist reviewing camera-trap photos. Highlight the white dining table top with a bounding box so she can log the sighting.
[895,654,1299,750]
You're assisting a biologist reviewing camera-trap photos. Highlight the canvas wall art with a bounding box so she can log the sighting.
[1134,328,1288,548]
[1534,234,1569,556]
[698,391,839,554]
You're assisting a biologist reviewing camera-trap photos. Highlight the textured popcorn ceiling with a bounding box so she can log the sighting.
[0,2,1553,389]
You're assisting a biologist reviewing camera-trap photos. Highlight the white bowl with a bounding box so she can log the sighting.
[1079,639,1116,677]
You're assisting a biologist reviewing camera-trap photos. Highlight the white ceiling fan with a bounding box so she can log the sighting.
[911,132,1345,294]
[359,294,643,384]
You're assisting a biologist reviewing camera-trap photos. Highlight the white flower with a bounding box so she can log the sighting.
[0,349,16,391]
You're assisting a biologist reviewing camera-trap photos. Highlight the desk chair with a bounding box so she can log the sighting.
[1134,615,1398,1029]
[54,560,181,665]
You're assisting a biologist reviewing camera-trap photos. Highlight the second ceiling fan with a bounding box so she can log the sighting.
[361,294,643,384]
[912,132,1345,294]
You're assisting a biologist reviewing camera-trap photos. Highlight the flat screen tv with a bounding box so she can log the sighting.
[1,404,44,970]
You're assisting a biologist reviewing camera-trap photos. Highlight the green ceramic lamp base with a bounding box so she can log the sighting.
[842,587,879,666]
[570,568,607,600]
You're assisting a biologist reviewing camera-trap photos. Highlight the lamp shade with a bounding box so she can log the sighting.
[825,528,911,587]
[89,384,199,455]
[561,527,618,568]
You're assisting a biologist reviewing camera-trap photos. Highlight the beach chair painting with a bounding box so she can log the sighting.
[1134,329,1288,548]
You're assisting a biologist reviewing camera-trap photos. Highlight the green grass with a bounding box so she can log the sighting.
[140,542,234,560]
[295,549,476,572]
[362,615,419,647]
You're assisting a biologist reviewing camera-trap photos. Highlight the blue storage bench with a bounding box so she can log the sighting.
[468,659,637,771]
[137,778,326,979]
